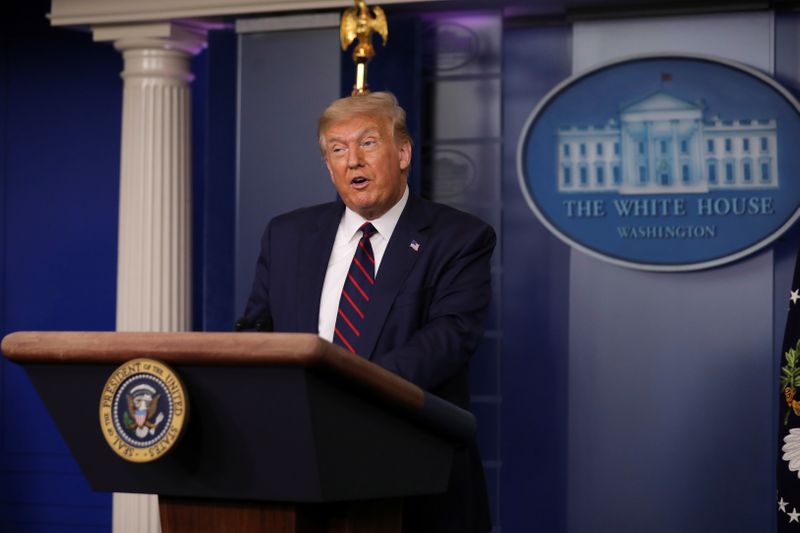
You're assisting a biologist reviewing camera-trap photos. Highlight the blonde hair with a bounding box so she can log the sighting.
[317,91,412,155]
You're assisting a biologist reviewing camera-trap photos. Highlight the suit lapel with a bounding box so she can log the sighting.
[295,203,343,332]
[359,195,431,359]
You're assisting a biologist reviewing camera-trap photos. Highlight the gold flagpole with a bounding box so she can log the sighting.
[340,0,388,96]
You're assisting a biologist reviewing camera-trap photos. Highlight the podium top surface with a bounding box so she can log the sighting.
[1,331,476,442]
[2,331,421,410]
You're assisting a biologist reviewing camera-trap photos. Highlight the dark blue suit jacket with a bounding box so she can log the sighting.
[242,193,495,532]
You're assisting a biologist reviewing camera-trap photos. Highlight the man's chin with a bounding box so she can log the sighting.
[347,199,382,220]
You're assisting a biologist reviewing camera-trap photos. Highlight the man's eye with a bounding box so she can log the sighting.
[362,140,377,148]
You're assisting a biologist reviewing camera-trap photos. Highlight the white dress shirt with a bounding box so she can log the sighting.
[317,186,409,342]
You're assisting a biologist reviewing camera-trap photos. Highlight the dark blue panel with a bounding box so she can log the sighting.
[1,472,109,509]
[481,463,499,528]
[236,28,342,313]
[5,16,119,334]
[192,48,209,331]
[2,0,116,530]
[0,0,7,482]
[501,24,572,533]
[201,30,237,331]
[3,362,71,455]
[471,400,499,461]
[0,495,109,530]
[469,335,499,396]
[0,523,108,533]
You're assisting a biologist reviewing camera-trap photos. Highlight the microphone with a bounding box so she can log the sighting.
[234,314,273,332]
[233,317,252,331]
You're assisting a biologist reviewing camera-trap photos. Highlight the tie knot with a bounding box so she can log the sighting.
[359,222,377,240]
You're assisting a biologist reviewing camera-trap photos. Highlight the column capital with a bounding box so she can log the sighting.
[92,20,213,56]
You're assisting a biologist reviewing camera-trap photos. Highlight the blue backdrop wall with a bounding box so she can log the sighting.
[501,11,800,533]
[501,23,573,532]
[1,2,119,530]
[0,3,215,529]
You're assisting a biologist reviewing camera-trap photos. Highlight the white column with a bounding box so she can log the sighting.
[94,22,207,533]
[671,120,679,186]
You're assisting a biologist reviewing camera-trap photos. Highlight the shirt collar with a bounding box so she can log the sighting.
[341,186,409,242]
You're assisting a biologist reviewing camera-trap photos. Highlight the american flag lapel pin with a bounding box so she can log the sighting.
[409,240,420,252]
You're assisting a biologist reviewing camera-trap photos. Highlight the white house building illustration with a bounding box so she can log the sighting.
[556,91,778,194]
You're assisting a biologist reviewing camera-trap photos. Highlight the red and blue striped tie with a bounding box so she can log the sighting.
[333,222,377,355]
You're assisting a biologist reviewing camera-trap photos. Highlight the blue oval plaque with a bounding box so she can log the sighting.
[517,54,800,271]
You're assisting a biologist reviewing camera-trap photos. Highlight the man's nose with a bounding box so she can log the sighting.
[347,146,363,168]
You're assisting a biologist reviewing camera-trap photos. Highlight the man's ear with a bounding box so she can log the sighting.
[398,140,412,171]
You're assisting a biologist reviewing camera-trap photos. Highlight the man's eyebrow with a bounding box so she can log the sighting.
[326,127,382,144]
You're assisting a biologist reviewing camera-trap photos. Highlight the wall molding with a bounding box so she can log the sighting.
[50,0,439,27]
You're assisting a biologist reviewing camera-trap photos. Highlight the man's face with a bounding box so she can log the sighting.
[323,113,411,220]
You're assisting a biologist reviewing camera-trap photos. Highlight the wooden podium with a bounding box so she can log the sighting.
[1,331,476,533]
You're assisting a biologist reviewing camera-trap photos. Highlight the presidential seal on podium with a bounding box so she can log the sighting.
[99,358,188,462]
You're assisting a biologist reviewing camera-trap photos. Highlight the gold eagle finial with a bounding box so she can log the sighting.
[340,0,388,95]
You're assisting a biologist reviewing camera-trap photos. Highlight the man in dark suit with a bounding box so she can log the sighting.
[240,92,494,533]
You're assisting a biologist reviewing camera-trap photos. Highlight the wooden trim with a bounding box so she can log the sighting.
[2,331,320,364]
[159,498,325,533]
[158,497,402,533]
[1,331,424,411]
